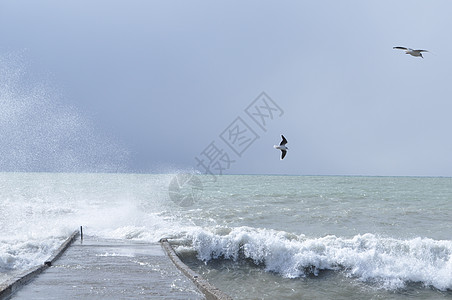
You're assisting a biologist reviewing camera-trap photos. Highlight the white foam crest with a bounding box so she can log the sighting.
[187,227,452,291]
[0,237,64,272]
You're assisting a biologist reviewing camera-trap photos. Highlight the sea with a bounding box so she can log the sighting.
[1,172,451,300]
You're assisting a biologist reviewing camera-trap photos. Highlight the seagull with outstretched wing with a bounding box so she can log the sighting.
[274,135,288,160]
[393,46,428,58]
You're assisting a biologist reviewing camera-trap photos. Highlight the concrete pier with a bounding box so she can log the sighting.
[161,239,233,300]
[0,231,80,300]
[5,236,206,300]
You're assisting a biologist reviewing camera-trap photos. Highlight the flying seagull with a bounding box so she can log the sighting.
[393,47,428,58]
[274,135,288,160]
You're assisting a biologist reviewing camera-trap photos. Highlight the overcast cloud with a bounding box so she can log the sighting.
[1,0,451,176]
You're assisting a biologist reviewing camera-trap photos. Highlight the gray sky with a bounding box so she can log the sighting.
[1,0,452,176]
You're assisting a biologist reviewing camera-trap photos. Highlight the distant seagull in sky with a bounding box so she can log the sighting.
[274,135,288,160]
[393,46,429,58]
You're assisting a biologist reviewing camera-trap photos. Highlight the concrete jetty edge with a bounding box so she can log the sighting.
[0,230,79,300]
[160,238,233,300]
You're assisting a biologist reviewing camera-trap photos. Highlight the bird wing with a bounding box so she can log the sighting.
[415,50,428,52]
[280,135,288,146]
[281,150,287,160]
[393,47,408,50]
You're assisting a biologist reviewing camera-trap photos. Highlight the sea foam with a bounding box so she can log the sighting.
[186,226,452,291]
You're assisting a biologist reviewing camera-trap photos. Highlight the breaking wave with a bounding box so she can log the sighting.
[185,226,452,291]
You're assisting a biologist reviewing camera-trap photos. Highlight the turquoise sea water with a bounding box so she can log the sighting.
[1,173,451,299]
